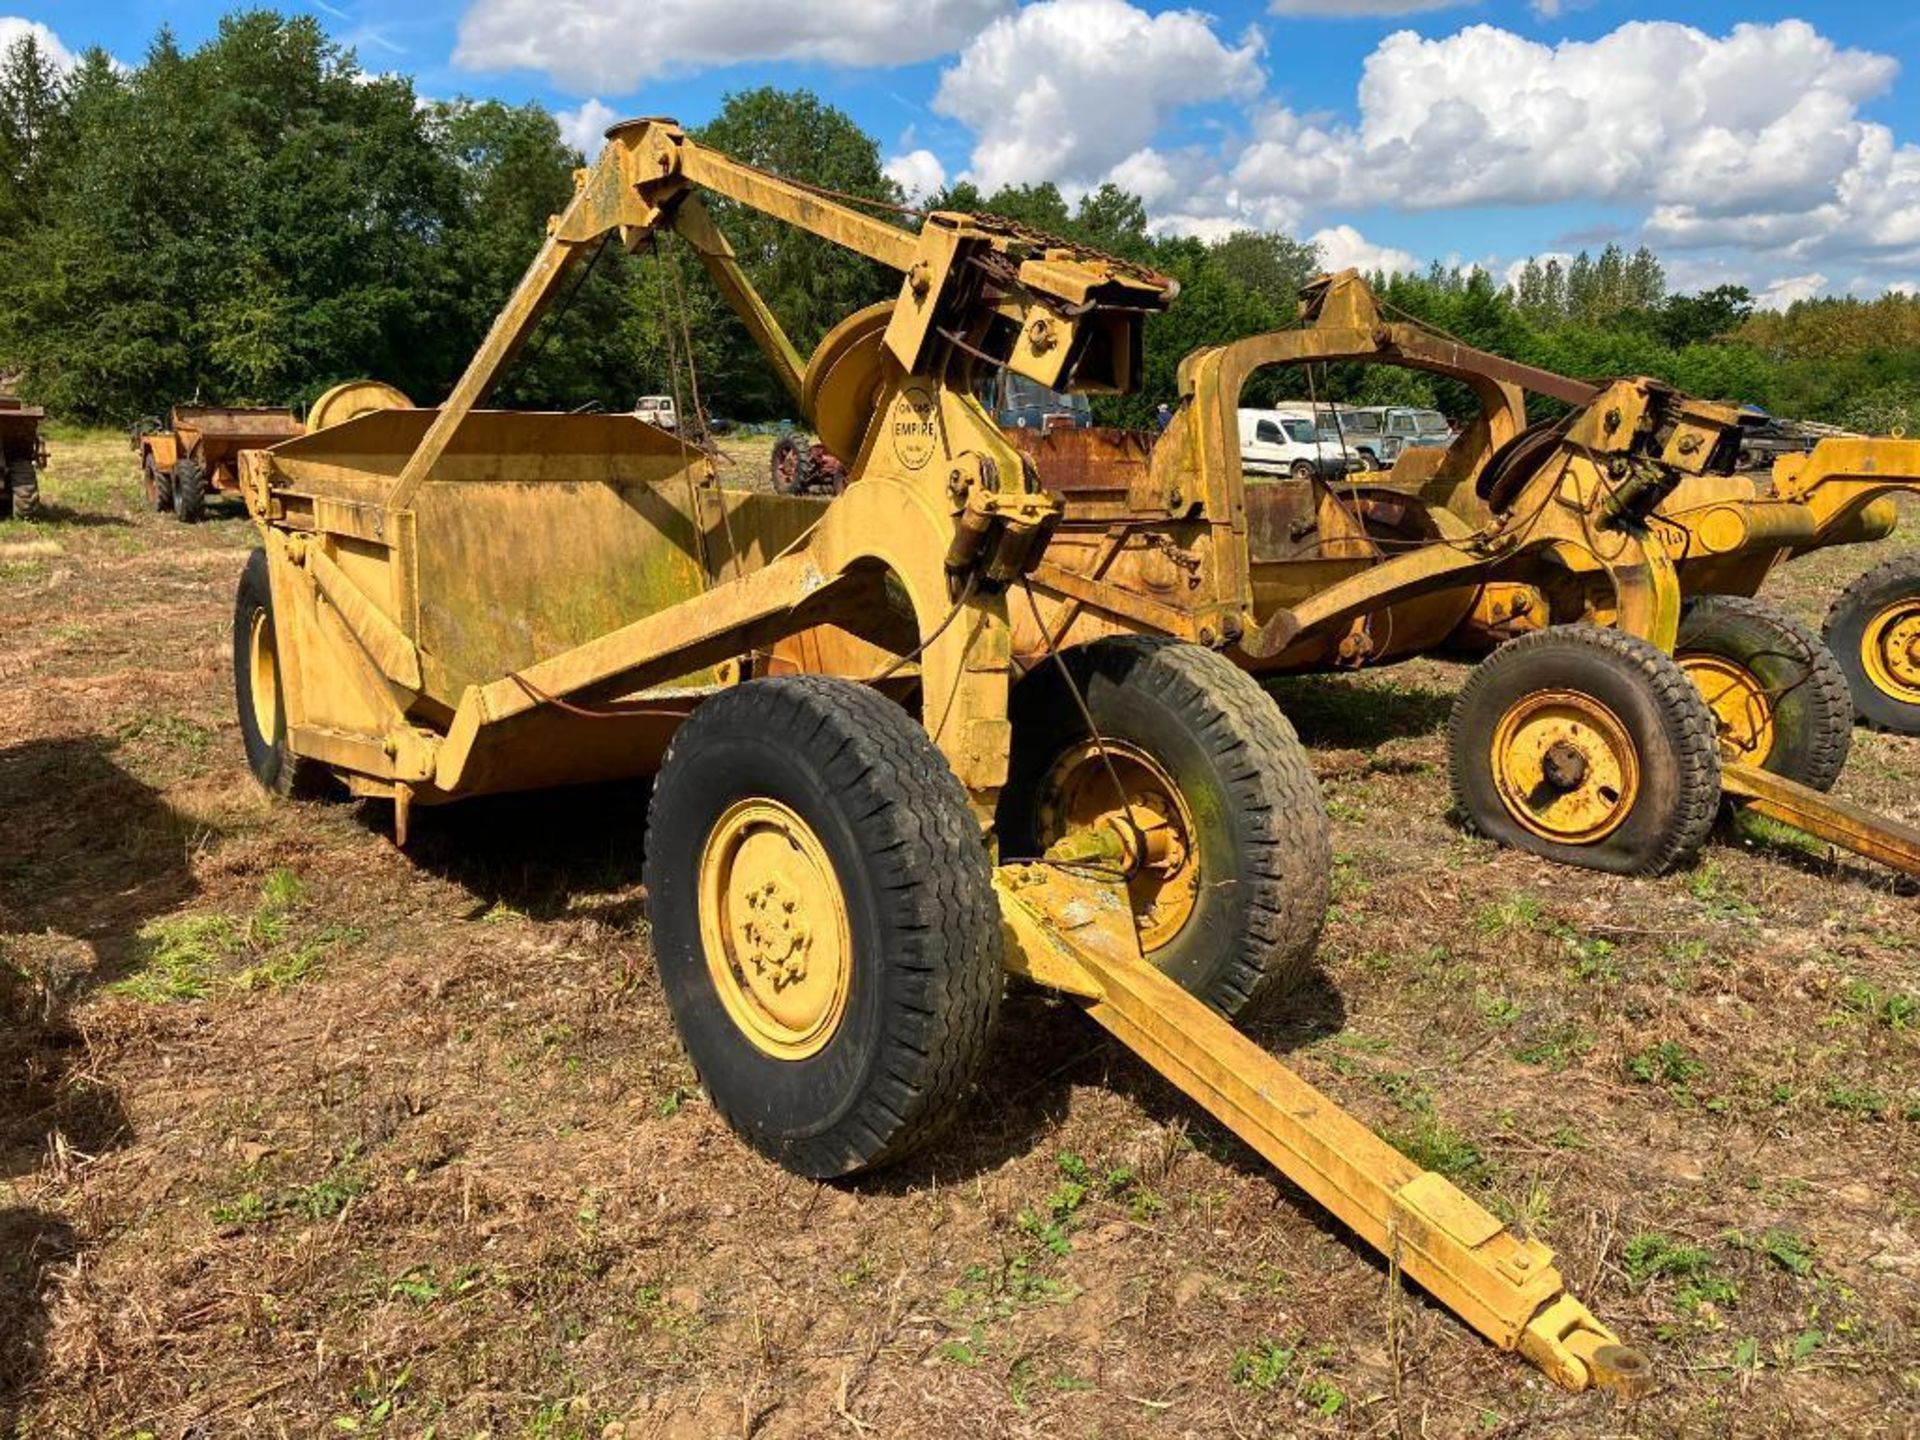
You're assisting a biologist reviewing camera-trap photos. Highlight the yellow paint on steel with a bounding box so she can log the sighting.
[1721,762,1920,879]
[996,863,1652,1396]
[238,126,1669,1391]
[1489,689,1640,845]
[1036,739,1200,953]
[1860,596,1920,706]
[698,798,853,1059]
[248,607,281,741]
[307,379,413,432]
[1678,652,1777,766]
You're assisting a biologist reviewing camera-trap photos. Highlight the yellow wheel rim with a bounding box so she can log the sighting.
[1035,740,1199,953]
[1677,652,1776,764]
[1861,598,1920,707]
[697,799,852,1060]
[248,608,281,741]
[1489,690,1641,845]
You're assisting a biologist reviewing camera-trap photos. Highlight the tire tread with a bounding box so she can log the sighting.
[1448,624,1720,876]
[1823,553,1920,733]
[644,676,1000,1177]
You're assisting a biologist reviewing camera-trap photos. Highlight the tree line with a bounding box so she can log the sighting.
[0,10,1915,436]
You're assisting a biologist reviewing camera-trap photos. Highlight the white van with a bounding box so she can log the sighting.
[1239,408,1349,479]
[633,395,679,432]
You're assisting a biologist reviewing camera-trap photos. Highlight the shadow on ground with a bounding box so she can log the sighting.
[875,964,1350,1194]
[396,778,654,928]
[0,734,202,975]
[0,736,179,1425]
[9,506,131,530]
[1265,673,1456,749]
[1719,809,1920,897]
[0,1205,74,1435]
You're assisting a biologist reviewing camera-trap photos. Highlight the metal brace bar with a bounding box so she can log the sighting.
[996,863,1652,1396]
[1721,763,1920,879]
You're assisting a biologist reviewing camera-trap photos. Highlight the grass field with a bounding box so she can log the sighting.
[1,429,1916,1437]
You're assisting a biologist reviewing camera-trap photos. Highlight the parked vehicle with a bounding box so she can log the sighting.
[983,371,1092,432]
[770,432,846,495]
[1732,408,1849,472]
[1336,405,1454,470]
[132,406,305,522]
[1238,408,1355,480]
[634,395,680,432]
[0,395,47,521]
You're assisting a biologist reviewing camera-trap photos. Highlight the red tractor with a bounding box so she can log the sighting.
[769,432,847,495]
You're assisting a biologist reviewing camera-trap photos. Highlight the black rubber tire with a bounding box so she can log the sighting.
[144,454,173,512]
[0,466,11,521]
[1676,594,1852,790]
[1290,459,1315,481]
[770,433,807,495]
[7,457,37,520]
[173,455,207,523]
[233,549,331,798]
[1824,554,1920,734]
[999,637,1331,1019]
[1449,624,1721,876]
[643,676,1002,1179]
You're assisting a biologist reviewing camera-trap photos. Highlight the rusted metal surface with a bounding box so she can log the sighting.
[0,395,47,461]
[0,393,48,520]
[171,407,308,492]
[236,119,1648,1396]
[135,404,305,498]
[1003,425,1150,495]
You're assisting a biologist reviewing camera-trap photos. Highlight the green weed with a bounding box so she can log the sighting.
[1626,1041,1709,1093]
[1230,1339,1293,1392]
[1623,1232,1714,1287]
[1474,894,1543,936]
[111,914,241,1001]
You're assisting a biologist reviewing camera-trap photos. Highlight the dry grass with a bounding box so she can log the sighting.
[0,429,1915,1438]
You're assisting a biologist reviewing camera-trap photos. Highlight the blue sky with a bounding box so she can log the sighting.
[16,1,1920,304]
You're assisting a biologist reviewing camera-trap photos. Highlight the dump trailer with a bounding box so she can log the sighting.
[1002,272,1920,881]
[135,404,305,522]
[233,117,1647,1397]
[0,395,47,521]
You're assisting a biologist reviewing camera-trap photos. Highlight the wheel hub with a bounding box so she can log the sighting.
[1036,740,1199,953]
[1489,690,1641,845]
[1540,739,1588,792]
[248,608,281,741]
[737,875,813,989]
[1676,652,1776,764]
[1863,601,1920,704]
[698,799,852,1059]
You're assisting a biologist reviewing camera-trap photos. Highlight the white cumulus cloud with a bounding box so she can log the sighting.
[1087,18,1920,296]
[1502,251,1574,290]
[1757,272,1828,309]
[0,17,81,70]
[1226,21,1898,217]
[455,0,1009,95]
[883,148,948,202]
[554,97,618,157]
[1311,224,1418,275]
[1268,0,1470,15]
[933,0,1264,193]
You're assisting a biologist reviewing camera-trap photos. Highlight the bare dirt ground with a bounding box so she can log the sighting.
[1,431,1915,1439]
